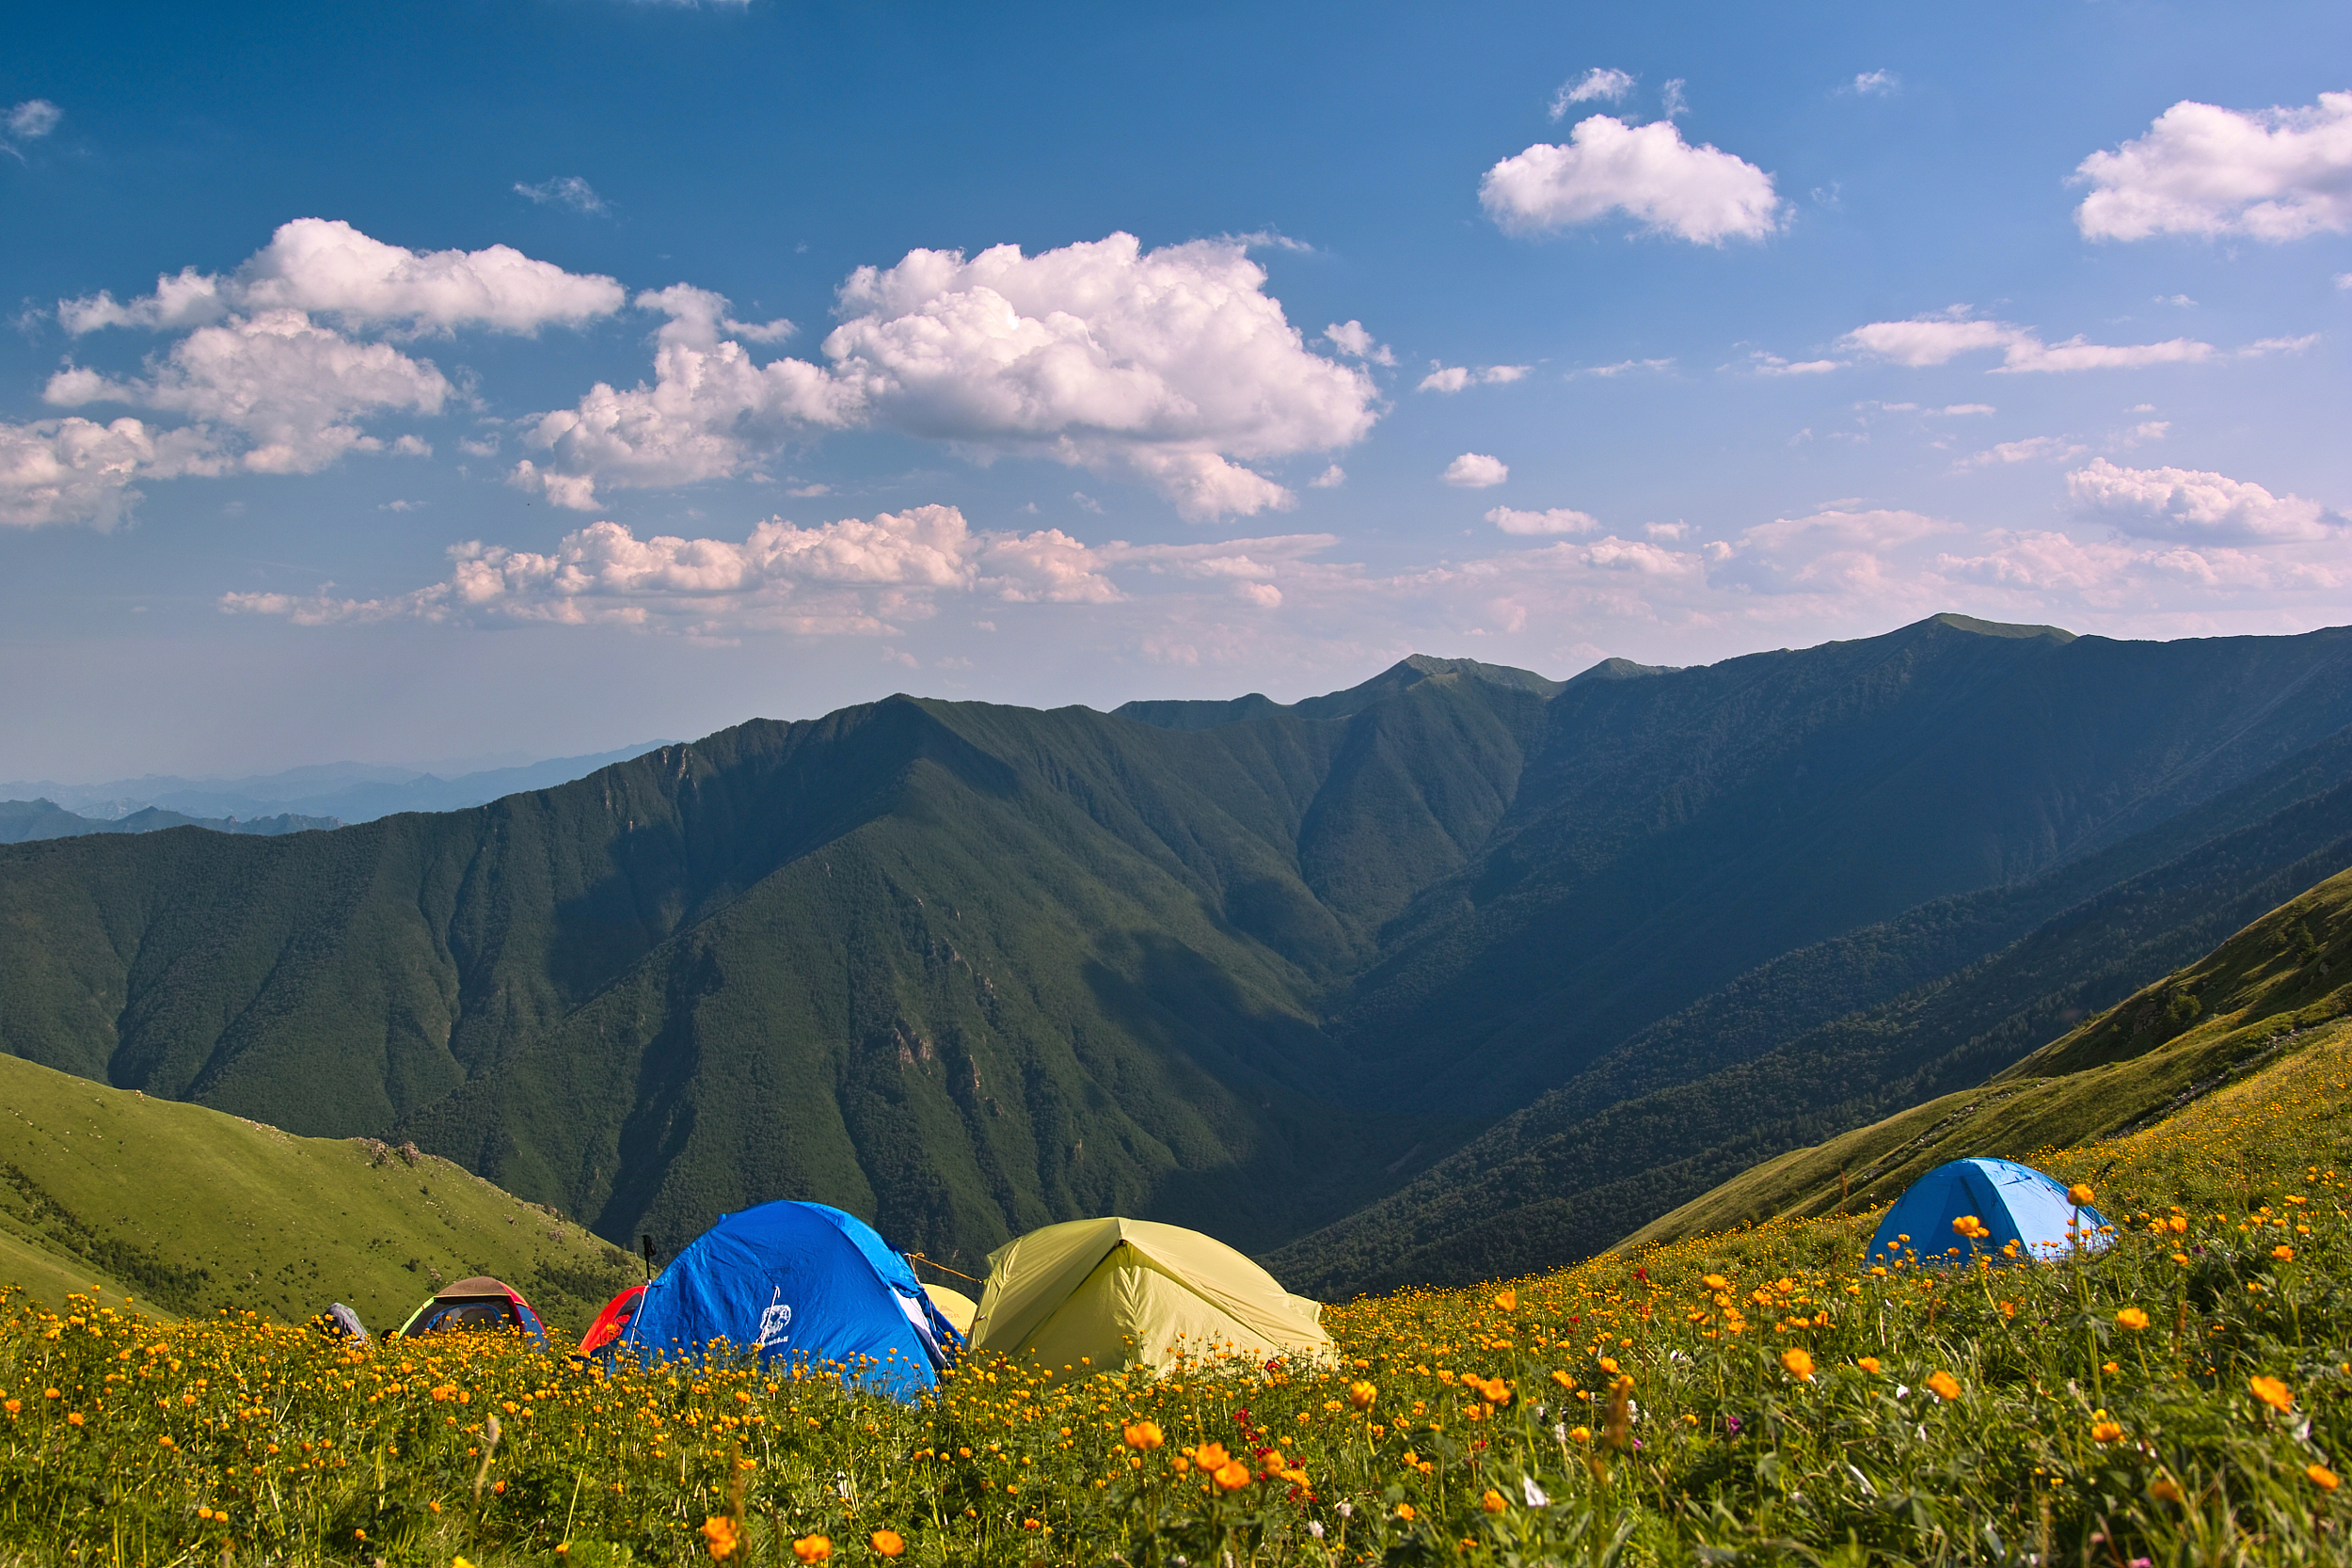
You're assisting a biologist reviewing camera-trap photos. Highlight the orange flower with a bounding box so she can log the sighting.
[2115,1307,2151,1331]
[699,1518,740,1561]
[66,1413,84,1427]
[1951,1215,1990,1240]
[1395,1503,1417,1521]
[2310,1465,2341,1492]
[2091,1420,2123,1443]
[1567,1425,1592,1443]
[2272,1245,2295,1261]
[1492,1291,1518,1313]
[1193,1441,1231,1471]
[1122,1420,1164,1450]
[1702,1274,1730,1291]
[790,1535,832,1564]
[1549,1370,1577,1391]
[868,1529,906,1557]
[2150,1477,2185,1504]
[2067,1183,2094,1206]
[1346,1380,1377,1409]
[1480,1489,1506,1513]
[1780,1348,1815,1381]
[1925,1370,1962,1401]
[2250,1375,2293,1413]
[1855,1356,1882,1375]
[1212,1460,1251,1492]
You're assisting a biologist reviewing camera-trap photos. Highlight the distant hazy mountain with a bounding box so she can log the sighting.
[0,742,669,826]
[2,615,2348,1290]
[0,798,340,844]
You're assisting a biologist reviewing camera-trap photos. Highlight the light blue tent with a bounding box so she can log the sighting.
[1864,1158,2111,1267]
[612,1201,960,1402]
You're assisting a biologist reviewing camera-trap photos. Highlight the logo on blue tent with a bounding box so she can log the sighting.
[755,1291,793,1351]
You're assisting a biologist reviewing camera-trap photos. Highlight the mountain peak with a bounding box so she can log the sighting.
[1925,611,2076,642]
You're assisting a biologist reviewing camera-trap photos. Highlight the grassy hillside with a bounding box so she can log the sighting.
[6,614,2352,1283]
[6,1005,2344,1564]
[0,1052,637,1334]
[1622,857,2352,1249]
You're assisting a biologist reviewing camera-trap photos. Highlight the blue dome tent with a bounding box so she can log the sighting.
[1865,1158,2111,1268]
[612,1201,961,1401]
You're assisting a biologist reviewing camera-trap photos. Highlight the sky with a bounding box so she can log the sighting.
[4,0,2348,779]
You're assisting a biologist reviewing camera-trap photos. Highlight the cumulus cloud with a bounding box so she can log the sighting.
[1442,452,1509,487]
[61,218,626,337]
[2074,91,2352,242]
[45,310,450,474]
[1487,504,1597,534]
[1550,68,1634,119]
[1481,115,1780,244]
[517,232,1376,519]
[1325,320,1395,365]
[1308,464,1346,488]
[1847,71,1899,97]
[1840,310,2217,372]
[2066,457,2339,543]
[0,417,215,530]
[515,176,609,214]
[1418,363,1531,393]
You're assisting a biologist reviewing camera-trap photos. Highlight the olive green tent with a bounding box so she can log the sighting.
[968,1217,1330,1374]
[923,1283,978,1338]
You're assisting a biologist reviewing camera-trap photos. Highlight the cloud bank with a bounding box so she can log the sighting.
[2075,91,2352,242]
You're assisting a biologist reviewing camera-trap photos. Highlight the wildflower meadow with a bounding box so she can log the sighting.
[4,1046,2345,1567]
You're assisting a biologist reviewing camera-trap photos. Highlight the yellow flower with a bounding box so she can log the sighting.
[1395,1503,1416,1522]
[1951,1215,1990,1240]
[2150,1477,2185,1504]
[1568,1425,1592,1443]
[869,1529,906,1557]
[1492,1291,1518,1312]
[1122,1420,1164,1450]
[1480,1488,1506,1513]
[1780,1348,1815,1381]
[1346,1380,1377,1409]
[700,1518,740,1560]
[2067,1183,2095,1206]
[1213,1460,1251,1492]
[790,1535,832,1563]
[1193,1441,1231,1471]
[2250,1375,2293,1413]
[2090,1420,2123,1443]
[1549,1370,1577,1391]
[2272,1245,2295,1261]
[2310,1465,2341,1492]
[1925,1370,1962,1402]
[1856,1356,1882,1375]
[1702,1274,1730,1291]
[2115,1307,2151,1331]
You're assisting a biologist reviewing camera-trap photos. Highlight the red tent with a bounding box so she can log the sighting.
[577,1284,646,1357]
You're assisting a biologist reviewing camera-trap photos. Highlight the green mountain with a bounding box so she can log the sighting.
[1614,853,2352,1249]
[0,1050,637,1333]
[2,613,2349,1291]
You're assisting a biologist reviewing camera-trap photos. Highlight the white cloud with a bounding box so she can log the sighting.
[1480,116,1780,244]
[518,233,1375,519]
[1325,320,1395,366]
[1487,504,1597,534]
[0,417,215,530]
[2074,92,2352,242]
[1570,356,1675,378]
[1550,68,1634,119]
[2339,273,2352,290]
[1747,351,1843,375]
[515,176,609,215]
[1644,521,1692,540]
[6,99,62,141]
[1660,80,1689,119]
[1962,436,2087,467]
[1418,363,1531,393]
[1934,531,2339,594]
[57,268,229,334]
[46,309,451,475]
[1308,464,1346,488]
[2067,457,2339,543]
[1583,534,1700,575]
[2242,334,2318,357]
[1848,70,1899,98]
[1840,310,2216,372]
[1743,507,1952,554]
[1442,452,1509,488]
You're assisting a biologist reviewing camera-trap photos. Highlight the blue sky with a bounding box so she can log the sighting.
[5,0,2348,778]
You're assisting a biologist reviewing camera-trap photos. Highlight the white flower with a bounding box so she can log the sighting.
[1521,1475,1550,1507]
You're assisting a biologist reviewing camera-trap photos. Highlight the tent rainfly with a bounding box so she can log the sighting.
[393,1276,550,1347]
[923,1283,978,1338]
[968,1216,1330,1375]
[1864,1158,2112,1268]
[577,1284,647,1358]
[606,1201,961,1402]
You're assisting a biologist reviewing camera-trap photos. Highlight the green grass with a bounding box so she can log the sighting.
[0,1052,638,1334]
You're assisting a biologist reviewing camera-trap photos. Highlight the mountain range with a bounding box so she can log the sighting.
[1,612,2348,1295]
